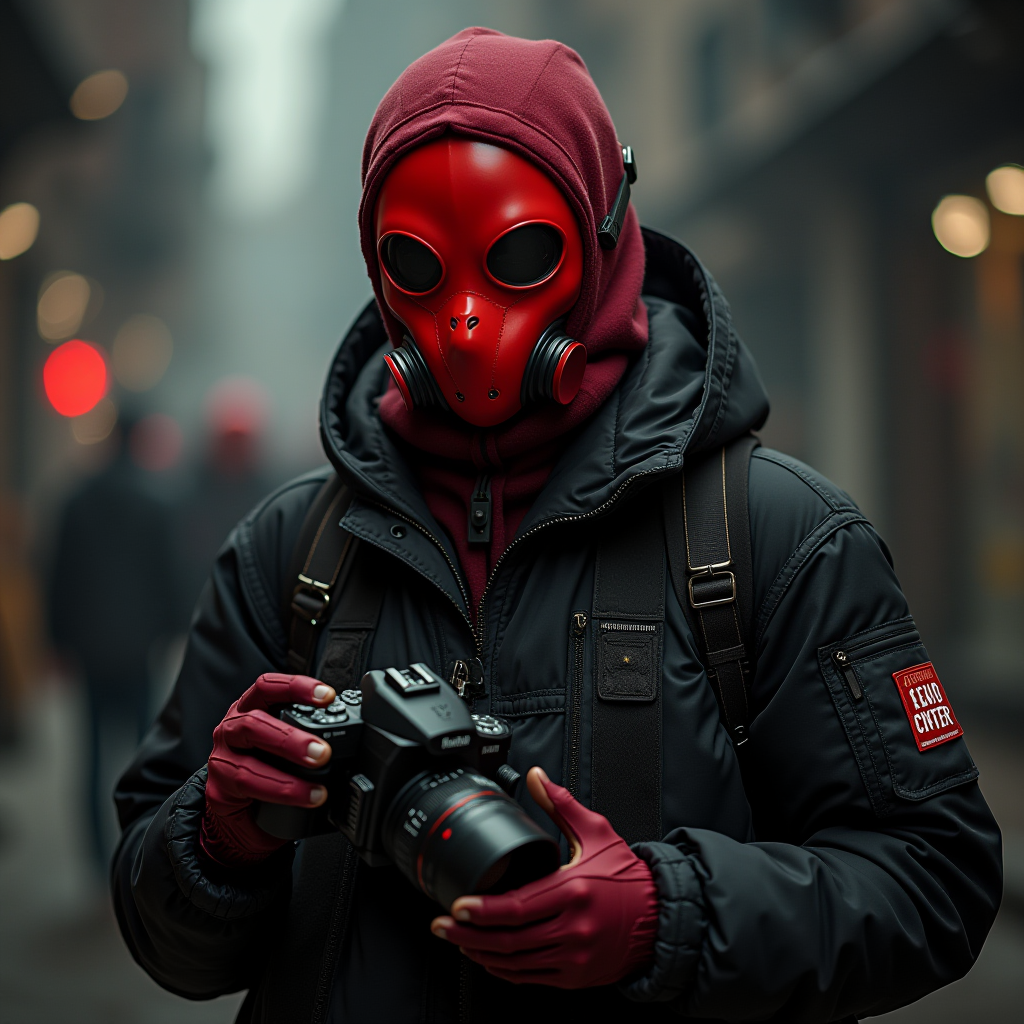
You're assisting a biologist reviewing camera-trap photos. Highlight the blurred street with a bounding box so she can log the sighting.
[0,675,245,1024]
[1,1,1022,1021]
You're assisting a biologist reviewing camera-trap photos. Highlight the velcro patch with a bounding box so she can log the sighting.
[892,662,963,752]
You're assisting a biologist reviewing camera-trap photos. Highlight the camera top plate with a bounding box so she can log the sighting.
[361,663,474,755]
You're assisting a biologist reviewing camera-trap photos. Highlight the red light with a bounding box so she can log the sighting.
[43,340,107,417]
[441,828,452,840]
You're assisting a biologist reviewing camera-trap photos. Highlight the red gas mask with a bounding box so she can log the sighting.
[375,137,586,428]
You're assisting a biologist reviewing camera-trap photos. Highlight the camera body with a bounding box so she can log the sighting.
[255,664,557,907]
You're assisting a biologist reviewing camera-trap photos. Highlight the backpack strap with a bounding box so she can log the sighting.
[263,475,387,1023]
[665,435,760,748]
[590,494,665,845]
[283,472,388,685]
[283,473,356,674]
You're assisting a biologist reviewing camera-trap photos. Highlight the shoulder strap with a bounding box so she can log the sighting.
[283,473,356,674]
[590,494,665,845]
[665,435,759,748]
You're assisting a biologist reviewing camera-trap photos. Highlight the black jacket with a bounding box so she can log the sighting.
[50,453,179,682]
[113,231,1002,1023]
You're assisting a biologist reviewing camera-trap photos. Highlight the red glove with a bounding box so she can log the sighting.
[201,673,336,868]
[430,767,659,988]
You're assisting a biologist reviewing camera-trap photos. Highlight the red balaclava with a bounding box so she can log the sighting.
[360,28,648,612]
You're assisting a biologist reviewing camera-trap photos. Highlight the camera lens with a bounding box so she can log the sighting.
[382,767,559,910]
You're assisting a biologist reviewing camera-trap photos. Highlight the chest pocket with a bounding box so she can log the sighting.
[596,621,662,701]
[819,616,978,816]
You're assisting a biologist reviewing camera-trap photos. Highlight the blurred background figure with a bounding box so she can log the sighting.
[46,412,179,875]
[0,0,1021,1021]
[174,377,273,617]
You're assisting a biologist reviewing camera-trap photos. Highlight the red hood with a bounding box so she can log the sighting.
[359,26,648,382]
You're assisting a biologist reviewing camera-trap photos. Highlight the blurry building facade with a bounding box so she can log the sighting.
[0,0,204,733]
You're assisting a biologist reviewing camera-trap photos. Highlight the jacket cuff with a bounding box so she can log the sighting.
[164,767,293,920]
[619,841,706,1003]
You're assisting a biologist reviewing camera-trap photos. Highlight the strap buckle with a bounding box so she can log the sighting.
[687,560,737,610]
[291,576,330,626]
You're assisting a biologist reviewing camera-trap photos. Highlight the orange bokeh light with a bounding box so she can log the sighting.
[43,339,107,417]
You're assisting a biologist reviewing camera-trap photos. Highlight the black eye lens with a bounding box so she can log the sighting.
[381,234,442,293]
[487,224,563,286]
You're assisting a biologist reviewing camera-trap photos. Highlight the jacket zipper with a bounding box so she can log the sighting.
[832,624,920,703]
[832,650,863,700]
[567,611,588,797]
[368,504,475,635]
[473,468,664,654]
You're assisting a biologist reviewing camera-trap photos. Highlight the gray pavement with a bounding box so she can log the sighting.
[0,677,1020,1023]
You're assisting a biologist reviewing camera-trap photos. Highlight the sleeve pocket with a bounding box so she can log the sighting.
[818,616,978,816]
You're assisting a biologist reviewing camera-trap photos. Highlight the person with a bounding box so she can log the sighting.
[112,28,1001,1024]
[173,378,273,617]
[49,413,179,873]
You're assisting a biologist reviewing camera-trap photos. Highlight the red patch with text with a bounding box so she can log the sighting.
[892,662,963,752]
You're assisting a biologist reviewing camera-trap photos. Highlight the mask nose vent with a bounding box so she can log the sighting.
[521,322,587,407]
[384,336,447,412]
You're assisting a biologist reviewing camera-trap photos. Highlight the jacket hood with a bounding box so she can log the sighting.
[321,230,769,545]
[359,26,647,360]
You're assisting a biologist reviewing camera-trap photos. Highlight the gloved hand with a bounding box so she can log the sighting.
[430,767,659,988]
[201,673,336,868]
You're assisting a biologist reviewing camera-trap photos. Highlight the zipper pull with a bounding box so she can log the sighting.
[833,650,863,701]
[572,611,588,636]
[468,474,491,546]
[447,657,486,701]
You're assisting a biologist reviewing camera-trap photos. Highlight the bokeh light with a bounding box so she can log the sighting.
[71,396,118,445]
[38,272,91,341]
[112,314,174,391]
[69,69,129,120]
[985,164,1024,216]
[0,202,40,260]
[931,195,990,258]
[130,413,184,472]
[43,340,107,417]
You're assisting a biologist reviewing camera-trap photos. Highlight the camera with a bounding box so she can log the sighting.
[254,663,559,908]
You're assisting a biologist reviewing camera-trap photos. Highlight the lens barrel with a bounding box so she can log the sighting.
[383,767,559,910]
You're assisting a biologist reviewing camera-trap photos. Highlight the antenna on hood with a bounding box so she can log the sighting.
[597,146,637,251]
